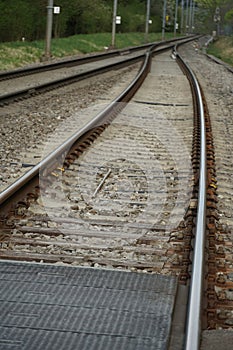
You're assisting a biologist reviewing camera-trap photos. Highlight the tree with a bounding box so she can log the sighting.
[0,0,46,41]
[195,0,233,33]
[0,0,165,42]
[225,8,233,23]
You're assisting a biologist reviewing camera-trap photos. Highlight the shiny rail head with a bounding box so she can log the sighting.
[174,45,207,350]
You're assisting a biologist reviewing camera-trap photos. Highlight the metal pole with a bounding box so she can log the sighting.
[145,0,151,43]
[189,0,193,33]
[185,0,189,34]
[174,0,178,36]
[162,0,167,40]
[111,0,118,48]
[181,0,184,34]
[45,0,54,59]
[191,0,195,32]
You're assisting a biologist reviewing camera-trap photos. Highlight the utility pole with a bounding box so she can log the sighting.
[45,0,54,59]
[191,0,195,32]
[111,0,118,48]
[181,0,184,34]
[162,0,167,40]
[185,0,189,34]
[174,0,178,36]
[214,7,221,37]
[145,0,151,43]
[189,0,193,33]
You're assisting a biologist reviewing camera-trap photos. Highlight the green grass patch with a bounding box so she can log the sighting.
[207,36,233,66]
[0,32,178,71]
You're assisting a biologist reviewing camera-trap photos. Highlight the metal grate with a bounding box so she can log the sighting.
[0,261,177,350]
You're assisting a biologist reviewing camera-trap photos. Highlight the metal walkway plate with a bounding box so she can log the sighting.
[0,261,177,350]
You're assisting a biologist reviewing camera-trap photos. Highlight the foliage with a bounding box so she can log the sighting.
[0,0,163,42]
[195,0,233,33]
[0,0,46,41]
[225,8,233,23]
[207,35,233,65]
[0,0,231,42]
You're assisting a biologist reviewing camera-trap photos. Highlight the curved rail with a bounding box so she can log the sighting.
[0,36,199,107]
[0,53,144,106]
[0,44,150,81]
[0,38,206,345]
[0,36,199,218]
[175,48,207,350]
[0,36,195,81]
[0,50,151,216]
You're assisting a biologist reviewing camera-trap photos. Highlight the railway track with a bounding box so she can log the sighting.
[0,36,196,106]
[0,42,154,81]
[1,36,232,348]
[178,40,233,350]
[0,40,195,270]
[0,36,192,82]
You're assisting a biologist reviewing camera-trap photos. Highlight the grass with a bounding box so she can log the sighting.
[207,36,233,66]
[0,32,178,71]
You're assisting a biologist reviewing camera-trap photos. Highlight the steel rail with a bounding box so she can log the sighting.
[0,53,145,105]
[0,45,149,81]
[0,36,200,214]
[0,37,199,106]
[1,37,200,211]
[0,50,151,212]
[0,36,194,81]
[1,39,206,342]
[206,54,233,74]
[175,49,207,350]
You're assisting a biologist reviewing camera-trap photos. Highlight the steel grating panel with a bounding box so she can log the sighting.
[0,261,178,350]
